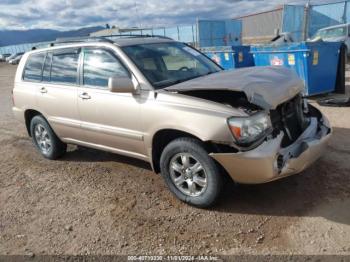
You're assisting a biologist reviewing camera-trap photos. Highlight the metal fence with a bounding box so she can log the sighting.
[112,25,198,44]
[309,1,348,37]
[106,21,241,47]
[282,5,305,42]
[0,20,242,55]
[0,26,199,55]
[282,1,350,42]
[0,41,51,55]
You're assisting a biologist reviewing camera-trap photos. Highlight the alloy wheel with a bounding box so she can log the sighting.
[34,124,52,154]
[169,153,208,197]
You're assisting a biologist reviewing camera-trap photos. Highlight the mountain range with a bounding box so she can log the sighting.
[0,26,104,47]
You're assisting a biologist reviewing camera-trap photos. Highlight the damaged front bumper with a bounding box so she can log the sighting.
[210,111,331,184]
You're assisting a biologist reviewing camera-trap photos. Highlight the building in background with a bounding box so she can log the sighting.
[90,20,242,48]
[236,6,283,44]
[236,1,349,44]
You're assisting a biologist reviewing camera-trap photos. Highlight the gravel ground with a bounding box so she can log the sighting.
[0,63,349,256]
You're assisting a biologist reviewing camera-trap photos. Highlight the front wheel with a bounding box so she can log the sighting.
[30,115,67,160]
[160,138,223,208]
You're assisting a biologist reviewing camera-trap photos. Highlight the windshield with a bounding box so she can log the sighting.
[313,26,347,39]
[122,42,221,89]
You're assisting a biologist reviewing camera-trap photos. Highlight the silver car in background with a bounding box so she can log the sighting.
[310,23,350,54]
[0,53,11,62]
[6,52,24,64]
[9,53,24,65]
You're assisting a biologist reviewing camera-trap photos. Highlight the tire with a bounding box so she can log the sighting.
[30,115,67,160]
[160,137,223,208]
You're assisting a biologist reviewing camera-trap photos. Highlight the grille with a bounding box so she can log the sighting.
[270,95,308,147]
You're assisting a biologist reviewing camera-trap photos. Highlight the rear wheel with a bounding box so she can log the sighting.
[160,138,223,208]
[30,115,67,160]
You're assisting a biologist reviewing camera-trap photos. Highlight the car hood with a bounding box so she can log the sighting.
[163,66,304,110]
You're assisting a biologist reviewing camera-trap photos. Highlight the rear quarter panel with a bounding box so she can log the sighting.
[13,53,38,123]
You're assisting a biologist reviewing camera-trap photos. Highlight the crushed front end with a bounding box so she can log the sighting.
[210,95,331,184]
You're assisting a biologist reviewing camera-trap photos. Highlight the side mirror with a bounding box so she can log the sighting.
[108,76,136,93]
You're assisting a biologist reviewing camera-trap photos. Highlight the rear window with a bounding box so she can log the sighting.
[23,53,46,82]
[50,51,79,84]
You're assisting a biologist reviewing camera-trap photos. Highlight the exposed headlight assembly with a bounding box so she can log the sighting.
[228,111,272,147]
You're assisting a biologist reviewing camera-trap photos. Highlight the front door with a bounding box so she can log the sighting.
[77,48,146,159]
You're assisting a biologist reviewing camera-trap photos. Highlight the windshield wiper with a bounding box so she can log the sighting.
[205,71,215,76]
[155,75,199,88]
[155,71,216,89]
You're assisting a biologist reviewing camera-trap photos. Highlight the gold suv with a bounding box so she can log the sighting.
[12,36,331,207]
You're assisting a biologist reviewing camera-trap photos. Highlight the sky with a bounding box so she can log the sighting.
[0,0,344,31]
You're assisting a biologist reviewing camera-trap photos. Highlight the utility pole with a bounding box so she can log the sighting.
[303,0,311,41]
[134,1,141,29]
[343,0,347,24]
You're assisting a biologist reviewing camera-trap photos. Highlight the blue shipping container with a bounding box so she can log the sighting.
[203,46,254,70]
[251,41,341,96]
[197,20,242,47]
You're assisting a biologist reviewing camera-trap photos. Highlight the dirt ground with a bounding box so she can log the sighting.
[0,63,349,256]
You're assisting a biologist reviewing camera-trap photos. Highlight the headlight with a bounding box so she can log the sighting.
[228,112,272,146]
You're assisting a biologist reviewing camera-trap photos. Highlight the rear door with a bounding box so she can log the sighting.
[36,48,81,140]
[77,47,145,158]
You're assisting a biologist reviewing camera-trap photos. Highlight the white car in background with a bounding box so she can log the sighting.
[9,53,24,65]
[311,23,350,55]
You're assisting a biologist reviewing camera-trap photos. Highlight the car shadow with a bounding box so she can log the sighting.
[60,127,350,226]
[215,126,350,226]
[61,145,153,171]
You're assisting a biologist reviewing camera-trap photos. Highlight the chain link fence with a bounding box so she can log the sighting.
[0,20,242,55]
[282,1,349,42]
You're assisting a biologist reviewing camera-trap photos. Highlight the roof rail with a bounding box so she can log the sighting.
[53,36,114,45]
[31,34,173,50]
[31,36,114,50]
[105,34,173,40]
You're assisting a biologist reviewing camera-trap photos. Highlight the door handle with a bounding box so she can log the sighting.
[40,87,47,94]
[79,92,91,100]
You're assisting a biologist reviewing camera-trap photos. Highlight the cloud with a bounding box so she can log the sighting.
[0,0,344,30]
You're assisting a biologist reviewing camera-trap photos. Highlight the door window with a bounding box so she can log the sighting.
[51,50,79,84]
[83,49,129,88]
[23,52,46,82]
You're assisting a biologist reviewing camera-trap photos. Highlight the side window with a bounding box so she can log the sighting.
[83,49,129,88]
[23,53,46,82]
[51,50,79,84]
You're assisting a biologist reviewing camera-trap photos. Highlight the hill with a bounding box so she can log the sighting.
[0,26,104,47]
